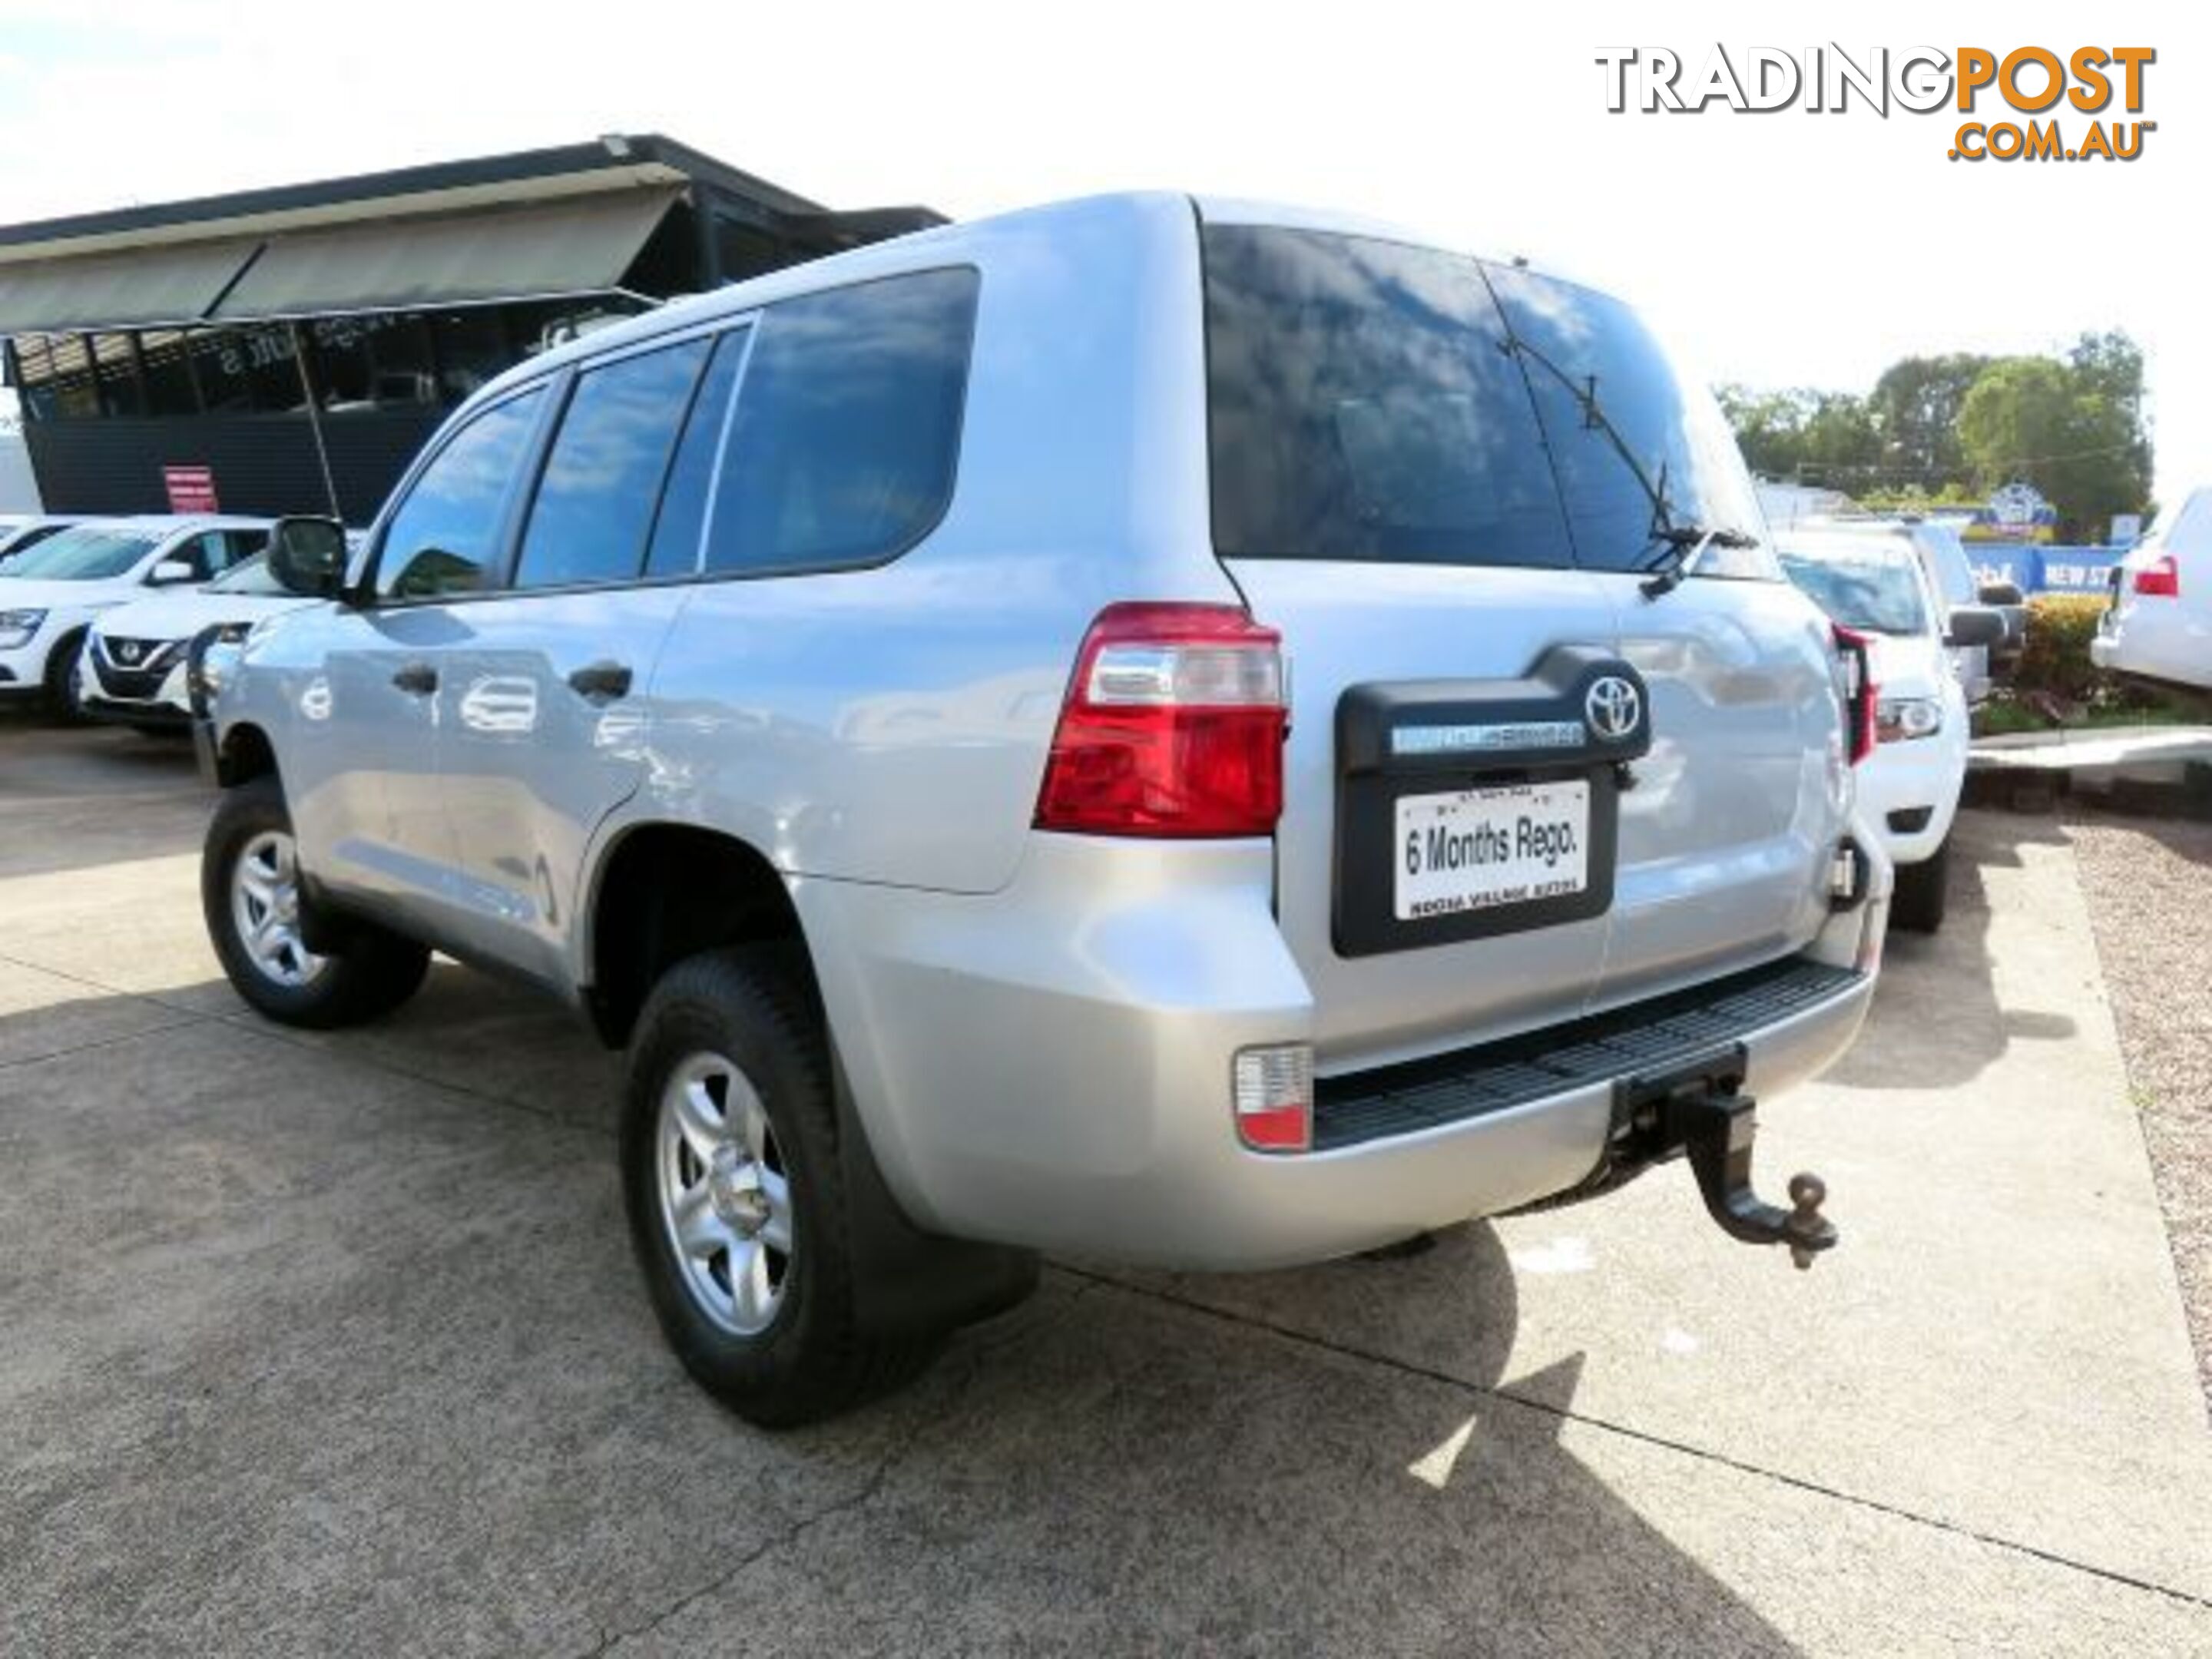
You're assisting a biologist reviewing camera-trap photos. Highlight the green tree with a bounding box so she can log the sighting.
[1865,353,1988,492]
[1957,344,2151,538]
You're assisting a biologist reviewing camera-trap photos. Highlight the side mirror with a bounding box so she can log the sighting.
[1978,579,2024,607]
[1945,605,2007,649]
[148,559,198,584]
[267,516,350,600]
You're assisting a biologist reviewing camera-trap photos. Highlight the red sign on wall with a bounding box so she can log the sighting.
[163,465,219,515]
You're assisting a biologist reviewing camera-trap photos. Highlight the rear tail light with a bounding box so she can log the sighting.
[1831,625,1878,766]
[1233,1044,1313,1153]
[2134,554,2181,598]
[1034,602,1286,837]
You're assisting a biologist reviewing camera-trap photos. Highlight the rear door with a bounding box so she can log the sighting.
[430,327,741,985]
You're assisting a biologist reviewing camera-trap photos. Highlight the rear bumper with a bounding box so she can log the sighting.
[793,834,1882,1270]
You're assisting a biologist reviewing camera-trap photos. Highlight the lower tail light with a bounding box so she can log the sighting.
[1233,1044,1313,1153]
[2134,554,2181,598]
[1034,602,1286,837]
[1831,625,1878,766]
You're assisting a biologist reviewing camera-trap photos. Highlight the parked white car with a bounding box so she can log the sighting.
[1780,528,1998,932]
[1802,516,1999,701]
[2093,486,2210,693]
[79,551,320,730]
[0,516,270,716]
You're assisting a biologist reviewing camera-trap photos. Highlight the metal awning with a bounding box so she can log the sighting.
[210,187,684,322]
[0,236,261,333]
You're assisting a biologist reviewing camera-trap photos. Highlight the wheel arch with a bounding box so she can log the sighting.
[582,822,808,1049]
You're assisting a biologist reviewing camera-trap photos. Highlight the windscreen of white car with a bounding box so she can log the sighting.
[1780,547,1929,636]
[0,525,160,581]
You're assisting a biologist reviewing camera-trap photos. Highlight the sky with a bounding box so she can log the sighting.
[0,1,2200,510]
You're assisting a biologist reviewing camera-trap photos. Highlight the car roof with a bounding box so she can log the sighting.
[466,190,1600,409]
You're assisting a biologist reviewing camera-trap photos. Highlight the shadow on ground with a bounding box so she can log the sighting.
[1824,810,2077,1091]
[0,979,1806,1656]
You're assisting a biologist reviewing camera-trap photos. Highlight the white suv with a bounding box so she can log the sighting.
[0,515,270,717]
[2094,486,2211,694]
[198,194,1889,1424]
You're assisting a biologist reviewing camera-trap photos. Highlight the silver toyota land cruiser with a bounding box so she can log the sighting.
[197,194,1889,1425]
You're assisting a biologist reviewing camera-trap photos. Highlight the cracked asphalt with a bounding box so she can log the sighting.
[4,717,2210,1657]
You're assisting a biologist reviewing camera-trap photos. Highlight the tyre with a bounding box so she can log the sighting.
[41,631,87,722]
[1890,835,1950,935]
[621,946,941,1426]
[201,777,431,1027]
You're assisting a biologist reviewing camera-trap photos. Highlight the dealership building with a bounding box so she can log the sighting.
[0,135,939,522]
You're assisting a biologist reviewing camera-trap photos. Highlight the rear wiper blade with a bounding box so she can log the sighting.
[1637,523,1761,598]
[1498,335,1682,549]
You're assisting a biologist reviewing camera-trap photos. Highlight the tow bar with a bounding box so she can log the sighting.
[1617,1048,1838,1270]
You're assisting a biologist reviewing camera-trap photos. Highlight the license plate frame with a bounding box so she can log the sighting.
[1393,778,1592,922]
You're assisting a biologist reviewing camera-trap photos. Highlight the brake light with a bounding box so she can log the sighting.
[1035,603,1286,837]
[1832,624,1877,766]
[2134,554,2181,598]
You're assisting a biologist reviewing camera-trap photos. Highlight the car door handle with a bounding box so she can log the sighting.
[566,661,633,702]
[392,661,439,695]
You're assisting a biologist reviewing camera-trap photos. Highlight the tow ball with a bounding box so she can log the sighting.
[1617,1052,1838,1269]
[1669,1089,1836,1269]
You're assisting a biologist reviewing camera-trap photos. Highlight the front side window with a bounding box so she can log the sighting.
[514,337,711,590]
[376,388,546,600]
[702,268,978,577]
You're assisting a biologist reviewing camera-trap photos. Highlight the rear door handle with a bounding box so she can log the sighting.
[392,661,438,695]
[566,660,633,702]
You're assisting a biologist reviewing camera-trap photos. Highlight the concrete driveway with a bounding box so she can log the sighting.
[3,718,2209,1656]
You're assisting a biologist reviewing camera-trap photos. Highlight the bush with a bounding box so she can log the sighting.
[2011,594,2111,701]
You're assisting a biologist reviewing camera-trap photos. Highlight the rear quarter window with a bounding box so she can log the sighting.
[701,267,979,577]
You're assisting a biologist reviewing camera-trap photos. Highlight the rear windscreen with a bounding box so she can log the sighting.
[1203,225,1767,575]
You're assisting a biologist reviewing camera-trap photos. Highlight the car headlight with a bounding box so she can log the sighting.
[1876,696,1943,743]
[0,608,47,649]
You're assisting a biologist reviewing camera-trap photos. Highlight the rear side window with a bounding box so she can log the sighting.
[702,267,978,577]
[1204,226,1575,570]
[515,337,711,590]
[378,388,547,599]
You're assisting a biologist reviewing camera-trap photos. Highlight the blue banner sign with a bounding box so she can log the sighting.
[1968,545,2125,596]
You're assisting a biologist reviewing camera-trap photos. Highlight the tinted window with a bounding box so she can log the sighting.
[1204,227,1575,569]
[515,338,711,589]
[703,268,977,576]
[377,389,545,599]
[1484,265,1769,577]
[644,329,749,579]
